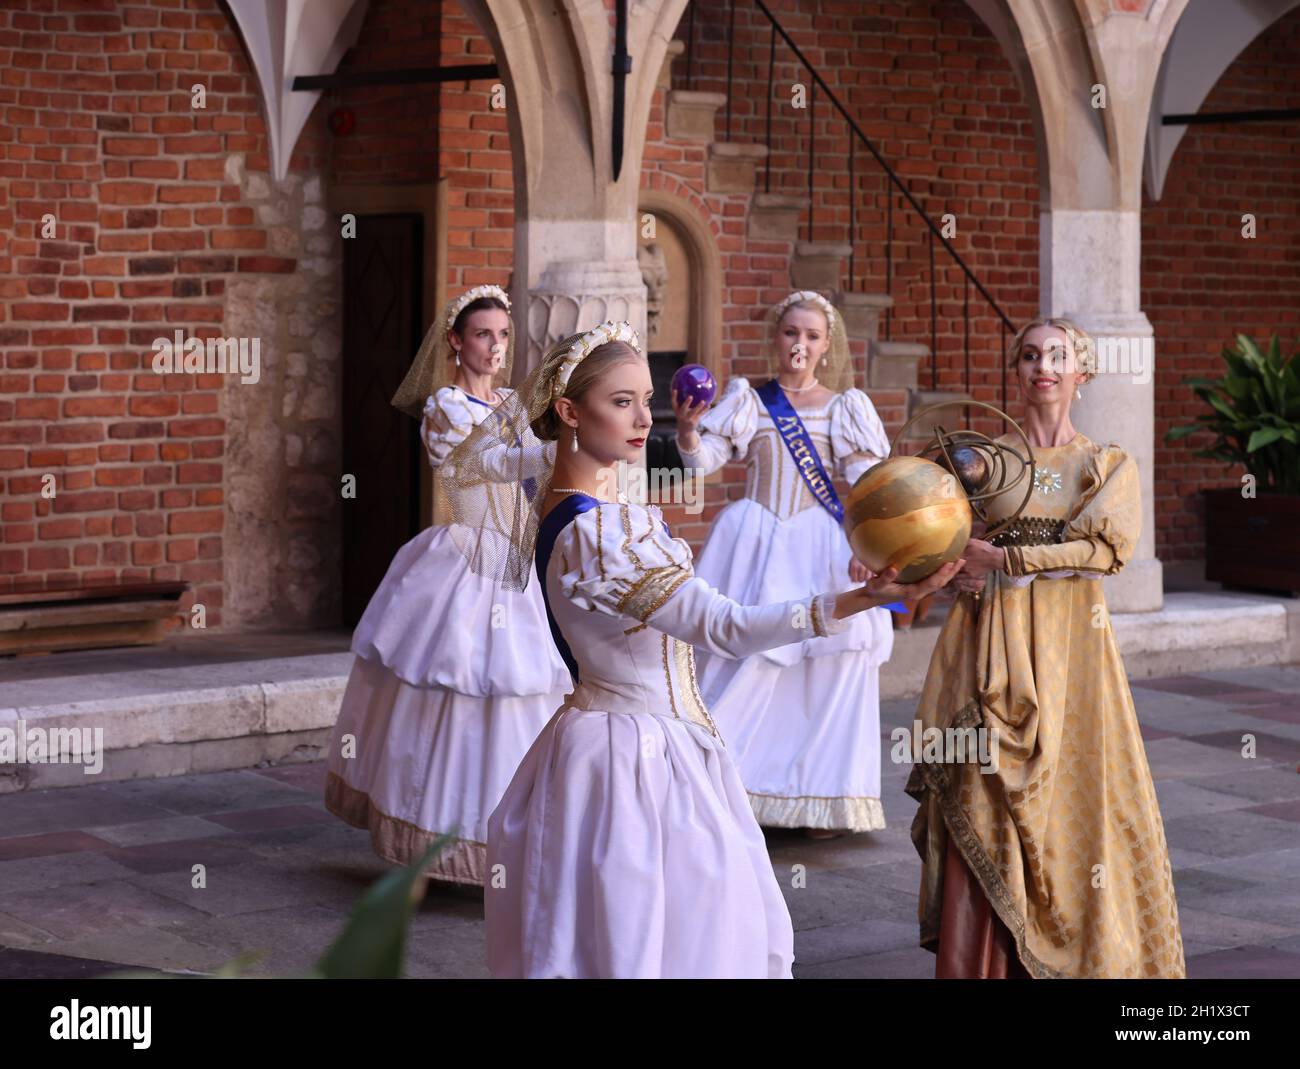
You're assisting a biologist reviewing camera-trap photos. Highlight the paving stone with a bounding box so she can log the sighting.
[185,904,359,977]
[0,851,141,895]
[1153,780,1254,821]
[1163,809,1300,859]
[97,770,317,817]
[132,861,359,918]
[1185,883,1300,934]
[0,877,209,941]
[1187,729,1300,766]
[85,815,233,847]
[1183,766,1300,804]
[101,837,258,876]
[0,789,177,838]
[405,918,491,979]
[0,946,130,979]
[1186,944,1300,980]
[203,804,336,833]
[0,830,116,861]
[1144,738,1269,781]
[793,918,918,964]
[795,944,934,979]
[1174,906,1297,950]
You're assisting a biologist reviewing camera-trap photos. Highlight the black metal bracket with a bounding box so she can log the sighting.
[292,63,499,91]
[1163,107,1300,126]
[612,0,632,180]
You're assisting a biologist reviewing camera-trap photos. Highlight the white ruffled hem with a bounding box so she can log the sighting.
[747,792,886,832]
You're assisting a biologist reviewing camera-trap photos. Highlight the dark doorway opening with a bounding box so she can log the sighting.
[341,213,424,626]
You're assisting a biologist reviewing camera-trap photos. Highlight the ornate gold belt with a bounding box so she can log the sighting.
[988,515,1066,548]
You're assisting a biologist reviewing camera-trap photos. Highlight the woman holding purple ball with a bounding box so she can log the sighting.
[673,290,895,838]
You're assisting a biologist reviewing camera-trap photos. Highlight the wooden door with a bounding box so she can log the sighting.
[341,213,423,625]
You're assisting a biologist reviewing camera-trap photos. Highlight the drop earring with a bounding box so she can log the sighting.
[453,348,461,367]
[570,427,579,453]
[1074,386,1082,400]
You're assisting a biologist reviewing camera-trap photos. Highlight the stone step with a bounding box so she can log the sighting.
[902,389,973,441]
[657,38,684,91]
[665,89,727,141]
[747,192,804,241]
[790,241,851,291]
[706,141,767,194]
[869,339,928,390]
[833,291,892,343]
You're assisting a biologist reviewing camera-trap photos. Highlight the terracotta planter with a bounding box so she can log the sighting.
[1204,488,1300,593]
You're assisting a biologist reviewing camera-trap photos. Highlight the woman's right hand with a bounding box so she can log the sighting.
[832,559,966,618]
[672,389,709,428]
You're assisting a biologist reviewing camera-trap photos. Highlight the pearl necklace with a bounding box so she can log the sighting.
[778,378,822,393]
[548,486,626,503]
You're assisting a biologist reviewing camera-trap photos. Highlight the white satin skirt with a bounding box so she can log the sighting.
[484,694,795,978]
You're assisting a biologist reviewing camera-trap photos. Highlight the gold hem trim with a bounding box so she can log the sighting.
[904,701,1061,980]
[324,771,487,887]
[748,791,886,832]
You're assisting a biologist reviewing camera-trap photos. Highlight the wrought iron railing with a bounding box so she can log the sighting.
[678,0,1018,408]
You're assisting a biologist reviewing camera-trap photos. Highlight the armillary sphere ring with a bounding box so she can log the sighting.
[889,399,1036,543]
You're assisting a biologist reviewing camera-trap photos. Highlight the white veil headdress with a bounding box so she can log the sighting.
[436,319,644,593]
[767,290,854,394]
[390,284,515,418]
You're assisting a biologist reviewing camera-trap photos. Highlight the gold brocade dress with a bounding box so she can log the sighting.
[905,432,1186,978]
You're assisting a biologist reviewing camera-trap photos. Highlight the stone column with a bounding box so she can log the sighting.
[462,0,689,369]
[1041,209,1160,611]
[998,0,1191,612]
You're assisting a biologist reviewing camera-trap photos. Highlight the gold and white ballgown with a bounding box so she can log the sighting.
[325,385,570,885]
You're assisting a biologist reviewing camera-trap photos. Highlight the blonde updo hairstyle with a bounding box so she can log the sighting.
[1006,316,1097,382]
[531,339,645,442]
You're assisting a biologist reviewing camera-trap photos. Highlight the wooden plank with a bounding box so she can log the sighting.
[0,598,182,634]
[0,580,188,608]
[0,619,176,656]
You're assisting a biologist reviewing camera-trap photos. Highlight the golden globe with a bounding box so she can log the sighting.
[843,455,972,583]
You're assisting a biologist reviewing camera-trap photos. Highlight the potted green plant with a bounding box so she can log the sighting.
[1166,333,1300,593]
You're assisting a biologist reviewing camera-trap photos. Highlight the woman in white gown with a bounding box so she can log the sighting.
[443,321,962,978]
[673,291,895,836]
[325,285,570,886]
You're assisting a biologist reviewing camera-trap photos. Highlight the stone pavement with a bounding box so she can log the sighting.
[1,665,1298,979]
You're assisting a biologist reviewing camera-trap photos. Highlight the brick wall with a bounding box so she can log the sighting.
[1142,6,1300,561]
[0,0,336,623]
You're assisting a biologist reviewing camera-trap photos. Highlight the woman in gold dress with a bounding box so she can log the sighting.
[905,317,1186,979]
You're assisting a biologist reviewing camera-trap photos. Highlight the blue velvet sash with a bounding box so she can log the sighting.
[535,496,675,683]
[755,379,843,522]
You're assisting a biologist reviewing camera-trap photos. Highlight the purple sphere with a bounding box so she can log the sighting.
[671,363,717,408]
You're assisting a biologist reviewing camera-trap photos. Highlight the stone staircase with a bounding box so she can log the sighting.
[663,61,970,447]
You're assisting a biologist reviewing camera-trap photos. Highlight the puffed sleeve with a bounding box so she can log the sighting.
[428,387,554,481]
[421,388,475,469]
[677,376,759,475]
[1003,445,1140,579]
[830,388,890,484]
[555,502,851,659]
